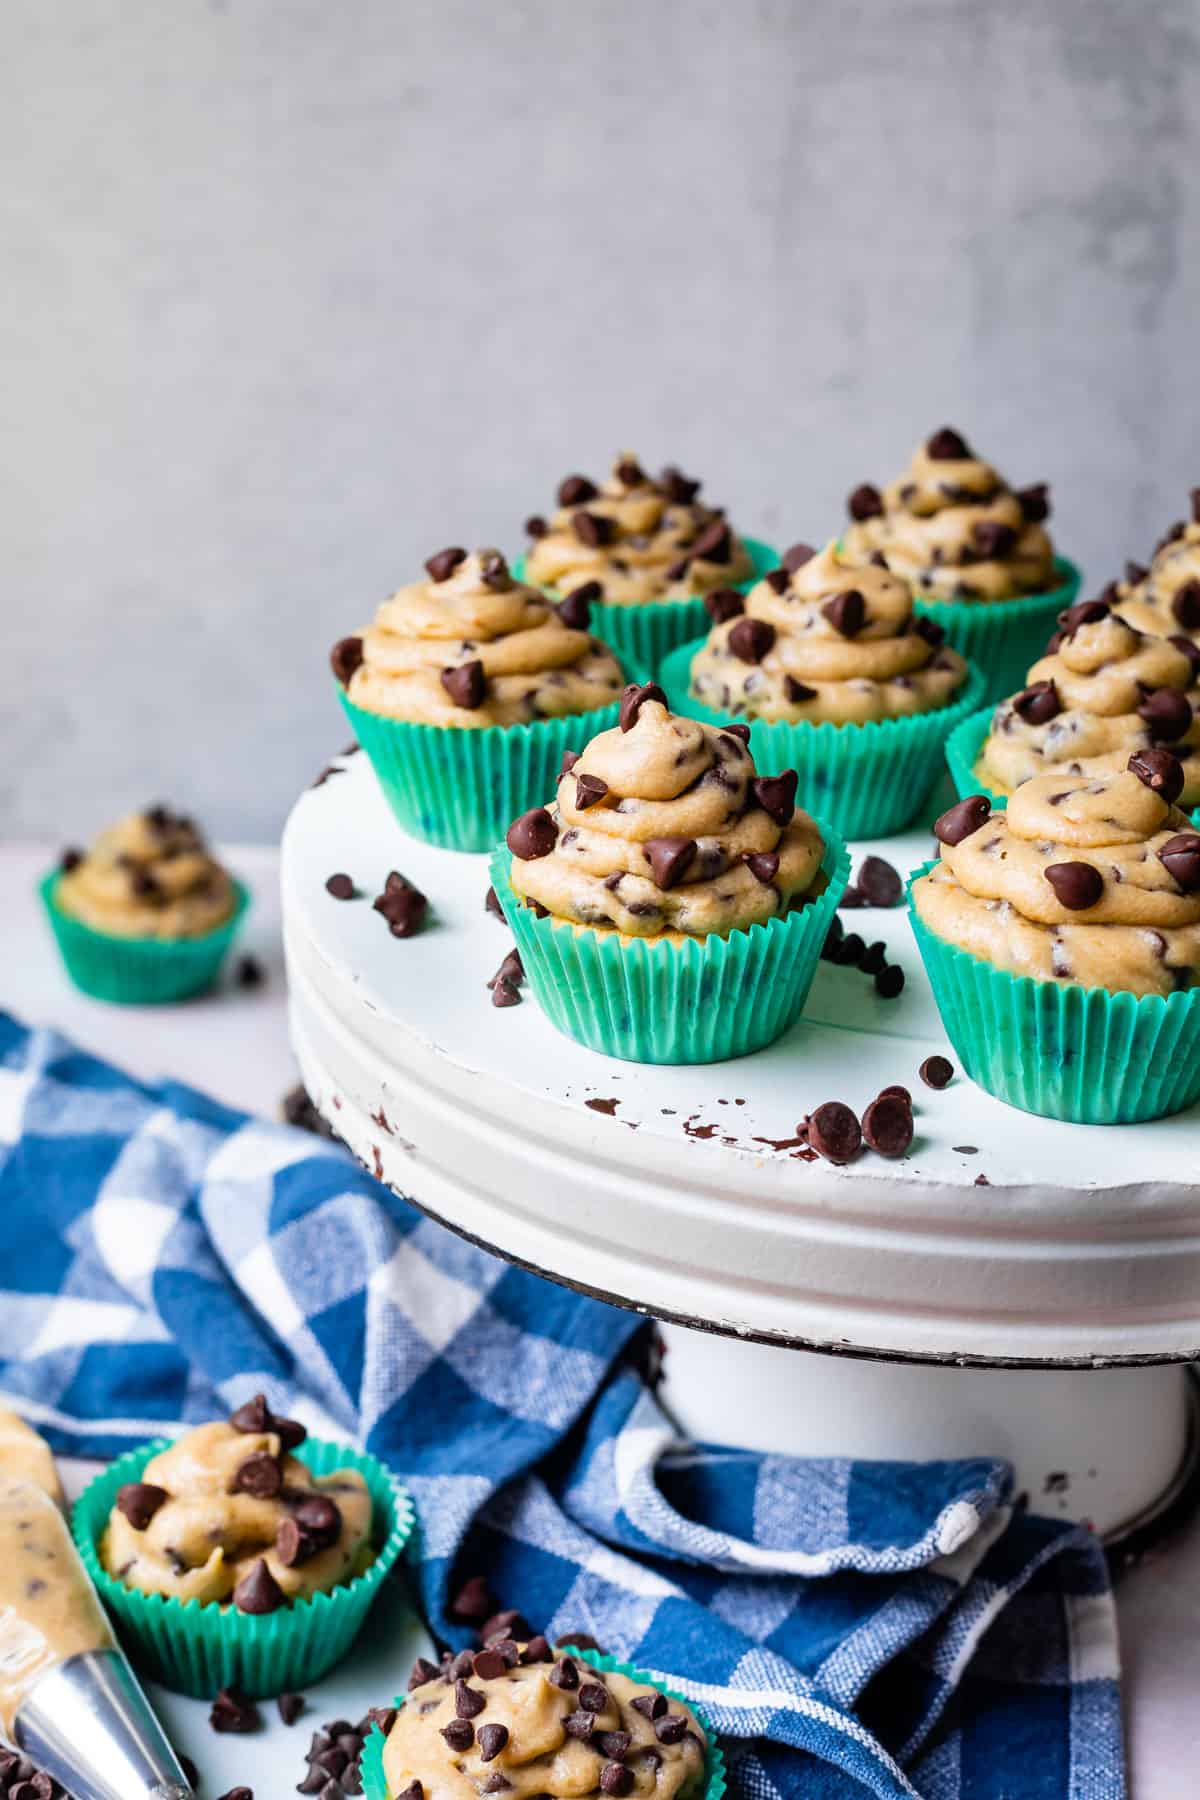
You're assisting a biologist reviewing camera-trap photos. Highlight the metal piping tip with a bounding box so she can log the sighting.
[15,1648,193,1800]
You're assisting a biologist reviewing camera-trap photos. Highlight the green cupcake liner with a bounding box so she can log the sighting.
[660,643,988,839]
[339,690,628,853]
[912,556,1082,704]
[490,830,849,1065]
[907,859,1200,1123]
[39,874,250,1005]
[513,538,779,678]
[359,1646,724,1800]
[72,1436,414,1699]
[945,704,1007,809]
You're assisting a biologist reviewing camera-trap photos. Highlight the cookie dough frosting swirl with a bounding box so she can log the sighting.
[56,807,237,940]
[386,1642,706,1800]
[333,548,624,728]
[912,757,1200,997]
[842,427,1057,602]
[506,686,826,940]
[978,598,1200,804]
[101,1394,372,1613]
[1116,489,1200,645]
[523,452,754,606]
[687,538,969,723]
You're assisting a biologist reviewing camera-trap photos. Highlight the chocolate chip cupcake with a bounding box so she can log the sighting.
[360,1644,721,1800]
[40,806,248,1003]
[950,595,1200,811]
[517,454,776,676]
[908,756,1200,1121]
[332,548,629,850]
[660,538,985,836]
[841,428,1080,701]
[489,685,848,1062]
[1114,489,1200,647]
[73,1394,413,1698]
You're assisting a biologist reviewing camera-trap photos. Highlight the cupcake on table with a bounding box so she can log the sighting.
[840,426,1079,701]
[660,537,985,836]
[952,593,1200,810]
[1115,488,1200,647]
[332,547,628,850]
[909,754,1200,1123]
[518,452,775,673]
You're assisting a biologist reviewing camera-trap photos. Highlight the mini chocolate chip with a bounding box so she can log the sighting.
[782,542,816,572]
[729,617,776,663]
[506,807,557,860]
[1045,861,1104,910]
[440,1719,474,1752]
[441,660,487,710]
[785,676,816,704]
[752,769,798,826]
[807,1102,862,1165]
[934,795,991,846]
[743,851,779,885]
[207,1680,257,1733]
[578,1682,609,1713]
[521,1635,553,1663]
[856,855,902,907]
[691,519,732,562]
[372,871,428,938]
[861,1094,914,1159]
[558,474,597,506]
[1012,680,1061,725]
[926,427,971,460]
[654,1713,689,1746]
[619,681,667,732]
[573,510,616,548]
[277,1692,305,1725]
[913,615,944,647]
[1172,580,1200,630]
[115,1482,168,1531]
[525,515,548,538]
[551,1658,579,1690]
[973,519,1017,559]
[330,636,364,687]
[763,567,789,594]
[574,773,609,810]
[234,1453,282,1499]
[1016,482,1050,523]
[600,1768,633,1796]
[847,483,883,521]
[1058,598,1110,634]
[425,547,467,582]
[920,1055,954,1089]
[875,964,905,999]
[1129,748,1185,805]
[823,589,866,637]
[59,846,83,873]
[472,1648,507,1680]
[325,872,356,900]
[559,584,600,629]
[1159,833,1200,893]
[233,1558,286,1616]
[630,1692,667,1720]
[645,836,697,890]
[704,587,744,624]
[477,1725,509,1763]
[1138,687,1193,742]
[455,1681,486,1719]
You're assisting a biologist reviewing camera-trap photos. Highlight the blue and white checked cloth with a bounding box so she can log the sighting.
[0,1015,1123,1798]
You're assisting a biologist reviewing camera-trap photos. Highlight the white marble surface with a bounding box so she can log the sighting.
[3,842,1195,1795]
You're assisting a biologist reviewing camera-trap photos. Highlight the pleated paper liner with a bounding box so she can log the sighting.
[73,1437,414,1699]
[659,642,988,838]
[911,555,1082,704]
[907,860,1200,1123]
[512,537,779,678]
[39,874,251,1005]
[945,704,1007,809]
[490,831,849,1065]
[358,1646,725,1800]
[339,690,630,853]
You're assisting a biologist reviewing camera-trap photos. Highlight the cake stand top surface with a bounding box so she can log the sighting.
[282,747,1200,1367]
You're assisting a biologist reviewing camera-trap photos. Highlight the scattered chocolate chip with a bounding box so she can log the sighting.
[823,588,866,637]
[179,1754,200,1786]
[862,1094,914,1159]
[920,1055,954,1089]
[1159,833,1200,893]
[704,587,744,624]
[477,1725,509,1763]
[235,955,264,990]
[743,851,779,885]
[934,795,991,846]
[807,1101,862,1165]
[506,808,557,861]
[833,930,865,967]
[559,583,600,629]
[856,855,902,907]
[1016,482,1050,523]
[785,676,816,704]
[631,1692,667,1721]
[551,1658,579,1690]
[488,949,524,993]
[440,1719,474,1752]
[1173,580,1200,630]
[558,474,597,507]
[578,1682,609,1714]
[619,681,667,732]
[234,1453,282,1499]
[1129,747,1186,804]
[600,1768,633,1796]
[973,520,1017,559]
[926,427,971,460]
[653,1713,688,1746]
[645,836,697,889]
[878,1084,912,1105]
[451,1575,494,1622]
[330,636,364,687]
[1058,598,1109,635]
[752,769,798,826]
[847,483,883,521]
[233,1558,285,1616]
[573,510,616,548]
[216,1789,252,1799]
[1012,680,1061,725]
[875,964,905,999]
[278,1692,306,1725]
[1139,687,1193,742]
[372,871,428,938]
[574,773,609,810]
[425,547,467,583]
[115,1482,168,1531]
[525,515,548,539]
[325,873,356,901]
[729,617,776,663]
[210,1689,260,1734]
[491,977,521,1009]
[1044,861,1104,910]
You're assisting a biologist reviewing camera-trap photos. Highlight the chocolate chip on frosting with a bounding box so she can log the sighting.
[525,515,548,539]
[440,660,487,710]
[506,808,558,861]
[847,484,883,521]
[573,510,616,549]
[822,588,866,637]
[703,587,744,624]
[691,519,732,563]
[574,773,609,810]
[439,1719,474,1752]
[743,851,780,885]
[476,1725,509,1762]
[783,542,817,571]
[926,427,971,460]
[424,547,467,583]
[785,677,816,704]
[600,1767,633,1796]
[1173,580,1200,629]
[1159,833,1200,893]
[763,568,789,594]
[1058,598,1110,635]
[1129,748,1185,804]
[935,795,991,846]
[1016,483,1051,523]
[234,1453,283,1499]
[558,474,597,507]
[330,636,364,687]
[728,617,776,663]
[645,836,697,890]
[233,1558,286,1615]
[1044,861,1104,910]
[115,1483,168,1530]
[1012,679,1061,725]
[1138,687,1193,743]
[752,770,798,826]
[973,519,1017,559]
[618,681,667,732]
[558,583,601,630]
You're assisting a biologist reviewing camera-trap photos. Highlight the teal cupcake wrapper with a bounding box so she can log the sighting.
[660,643,989,838]
[513,537,779,677]
[912,556,1082,704]
[72,1437,414,1699]
[490,830,849,1065]
[908,859,1200,1123]
[945,704,1007,809]
[39,874,250,1005]
[339,691,626,853]
[359,1646,724,1800]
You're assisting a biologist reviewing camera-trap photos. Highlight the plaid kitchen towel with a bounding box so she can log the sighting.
[0,1014,1123,1798]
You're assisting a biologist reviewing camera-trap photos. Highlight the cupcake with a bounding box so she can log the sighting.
[333,547,628,851]
[489,684,848,1063]
[660,538,985,836]
[953,596,1200,810]
[518,453,776,674]
[909,756,1200,1122]
[1114,489,1200,647]
[74,1393,412,1697]
[366,1642,715,1800]
[40,806,248,1004]
[841,427,1079,701]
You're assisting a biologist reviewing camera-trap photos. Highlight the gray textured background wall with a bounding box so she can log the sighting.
[4,0,1198,840]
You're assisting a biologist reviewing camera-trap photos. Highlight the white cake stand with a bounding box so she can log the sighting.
[282,750,1200,1543]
